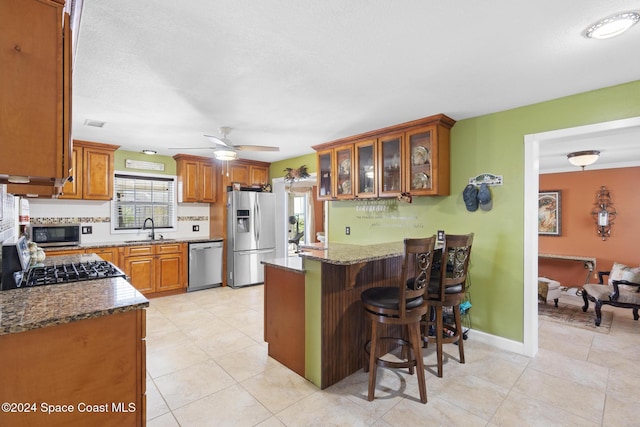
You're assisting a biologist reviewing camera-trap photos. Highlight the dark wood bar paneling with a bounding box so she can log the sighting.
[320,256,403,388]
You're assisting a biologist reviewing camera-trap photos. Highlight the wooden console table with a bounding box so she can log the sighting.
[538,253,596,285]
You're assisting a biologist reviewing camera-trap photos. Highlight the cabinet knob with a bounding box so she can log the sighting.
[14,45,21,52]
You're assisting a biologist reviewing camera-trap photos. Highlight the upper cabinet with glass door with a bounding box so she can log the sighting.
[405,126,436,196]
[317,149,333,200]
[404,121,453,196]
[334,145,354,199]
[313,114,455,199]
[378,133,403,198]
[316,145,354,200]
[354,139,377,198]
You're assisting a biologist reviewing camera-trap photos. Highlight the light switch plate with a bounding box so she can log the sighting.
[81,226,92,234]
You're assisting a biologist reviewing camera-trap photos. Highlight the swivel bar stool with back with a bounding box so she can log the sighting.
[361,236,437,403]
[423,233,474,378]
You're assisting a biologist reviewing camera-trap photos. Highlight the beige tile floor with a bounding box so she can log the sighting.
[145,286,640,427]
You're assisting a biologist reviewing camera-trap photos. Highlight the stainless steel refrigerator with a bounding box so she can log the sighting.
[226,190,276,288]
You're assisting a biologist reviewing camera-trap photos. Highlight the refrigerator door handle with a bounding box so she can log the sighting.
[237,249,273,255]
[255,198,260,243]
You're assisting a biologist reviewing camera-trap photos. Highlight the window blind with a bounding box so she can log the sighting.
[113,174,176,230]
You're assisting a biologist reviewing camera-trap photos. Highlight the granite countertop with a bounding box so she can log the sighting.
[298,241,404,265]
[43,237,224,251]
[1,253,149,336]
[0,277,149,336]
[262,256,304,273]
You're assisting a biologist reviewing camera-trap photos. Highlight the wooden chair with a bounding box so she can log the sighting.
[422,233,474,378]
[582,271,640,326]
[361,236,436,403]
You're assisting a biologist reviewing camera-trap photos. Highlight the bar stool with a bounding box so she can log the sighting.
[423,233,473,378]
[361,236,436,403]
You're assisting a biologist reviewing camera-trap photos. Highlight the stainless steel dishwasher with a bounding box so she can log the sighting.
[188,241,223,291]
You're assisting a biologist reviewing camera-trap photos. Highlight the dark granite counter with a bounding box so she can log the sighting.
[297,241,404,265]
[0,253,149,336]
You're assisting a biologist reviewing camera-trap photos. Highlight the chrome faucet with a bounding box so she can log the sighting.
[142,217,155,240]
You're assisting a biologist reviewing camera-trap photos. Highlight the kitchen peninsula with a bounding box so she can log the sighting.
[0,253,148,427]
[263,242,405,389]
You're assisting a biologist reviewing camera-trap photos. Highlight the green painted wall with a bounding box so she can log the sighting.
[114,150,177,175]
[304,258,322,387]
[269,153,317,182]
[326,80,640,342]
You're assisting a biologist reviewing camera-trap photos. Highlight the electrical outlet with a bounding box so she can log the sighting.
[81,226,92,234]
[345,226,350,235]
[192,225,200,232]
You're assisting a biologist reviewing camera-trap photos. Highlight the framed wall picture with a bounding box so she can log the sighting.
[538,191,561,236]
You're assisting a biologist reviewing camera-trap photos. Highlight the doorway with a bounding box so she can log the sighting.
[523,116,640,357]
[272,174,323,258]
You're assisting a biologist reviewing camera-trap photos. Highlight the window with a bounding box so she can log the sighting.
[112,173,177,232]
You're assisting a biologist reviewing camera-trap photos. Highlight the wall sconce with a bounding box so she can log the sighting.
[590,186,617,241]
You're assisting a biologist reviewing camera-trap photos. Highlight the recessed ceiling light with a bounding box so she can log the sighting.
[142,149,157,155]
[584,11,640,39]
[83,119,106,127]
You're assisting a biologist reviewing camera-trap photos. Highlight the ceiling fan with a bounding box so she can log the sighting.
[170,127,279,160]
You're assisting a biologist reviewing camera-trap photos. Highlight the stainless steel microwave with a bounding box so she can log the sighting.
[28,224,81,247]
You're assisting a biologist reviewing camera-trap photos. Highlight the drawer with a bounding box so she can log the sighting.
[125,245,154,257]
[156,243,182,255]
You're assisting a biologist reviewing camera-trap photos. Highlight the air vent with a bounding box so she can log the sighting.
[83,119,106,128]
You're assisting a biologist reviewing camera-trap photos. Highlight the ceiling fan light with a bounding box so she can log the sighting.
[584,11,640,39]
[567,150,600,169]
[8,175,30,184]
[213,149,238,161]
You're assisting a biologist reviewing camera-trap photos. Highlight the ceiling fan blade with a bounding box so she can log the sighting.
[204,134,233,147]
[235,145,280,152]
[168,146,215,150]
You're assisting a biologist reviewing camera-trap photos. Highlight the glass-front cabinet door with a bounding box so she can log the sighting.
[334,145,354,199]
[354,139,377,198]
[317,149,333,200]
[405,126,435,196]
[378,133,403,197]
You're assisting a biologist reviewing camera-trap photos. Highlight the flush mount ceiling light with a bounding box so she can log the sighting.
[584,11,640,39]
[213,148,238,161]
[141,149,157,155]
[567,150,600,170]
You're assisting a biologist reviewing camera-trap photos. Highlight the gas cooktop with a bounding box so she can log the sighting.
[20,260,127,288]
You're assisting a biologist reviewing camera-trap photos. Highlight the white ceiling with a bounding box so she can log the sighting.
[71,0,640,171]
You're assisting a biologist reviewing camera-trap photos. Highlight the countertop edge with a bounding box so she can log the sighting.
[1,301,149,336]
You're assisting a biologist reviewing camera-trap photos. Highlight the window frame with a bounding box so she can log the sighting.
[111,171,178,235]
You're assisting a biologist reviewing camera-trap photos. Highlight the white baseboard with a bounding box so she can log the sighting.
[467,328,530,356]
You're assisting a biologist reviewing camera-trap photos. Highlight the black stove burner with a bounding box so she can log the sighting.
[22,260,127,287]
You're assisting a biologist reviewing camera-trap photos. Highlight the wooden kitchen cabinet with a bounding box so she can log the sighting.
[354,139,377,198]
[123,243,186,295]
[0,309,146,427]
[0,0,72,188]
[123,247,155,295]
[226,159,271,187]
[87,246,120,264]
[44,248,85,257]
[312,114,455,199]
[174,154,217,203]
[316,145,354,201]
[60,140,119,200]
